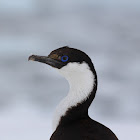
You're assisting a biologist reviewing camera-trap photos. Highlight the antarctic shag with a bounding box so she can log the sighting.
[29,46,118,140]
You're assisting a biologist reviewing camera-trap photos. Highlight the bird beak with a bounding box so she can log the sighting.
[28,55,64,69]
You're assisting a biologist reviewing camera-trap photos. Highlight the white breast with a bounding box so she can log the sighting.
[52,62,95,132]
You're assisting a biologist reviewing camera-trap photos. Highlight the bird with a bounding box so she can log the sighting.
[29,46,118,140]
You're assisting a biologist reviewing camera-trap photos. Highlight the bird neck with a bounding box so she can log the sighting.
[52,62,97,132]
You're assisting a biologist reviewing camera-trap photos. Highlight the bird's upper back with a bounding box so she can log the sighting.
[50,117,118,140]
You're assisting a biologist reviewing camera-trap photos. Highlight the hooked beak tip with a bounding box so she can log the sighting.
[28,55,36,61]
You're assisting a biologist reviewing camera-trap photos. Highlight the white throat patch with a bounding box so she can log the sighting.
[52,62,95,131]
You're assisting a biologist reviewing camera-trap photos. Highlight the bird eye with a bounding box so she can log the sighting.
[61,55,69,62]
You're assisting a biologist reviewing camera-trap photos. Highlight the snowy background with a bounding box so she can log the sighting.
[0,0,140,140]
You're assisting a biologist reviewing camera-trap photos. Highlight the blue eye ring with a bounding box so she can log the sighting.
[61,55,69,62]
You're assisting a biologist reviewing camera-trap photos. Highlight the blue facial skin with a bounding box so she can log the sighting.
[61,55,69,62]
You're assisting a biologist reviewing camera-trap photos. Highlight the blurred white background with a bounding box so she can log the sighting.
[0,0,140,140]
